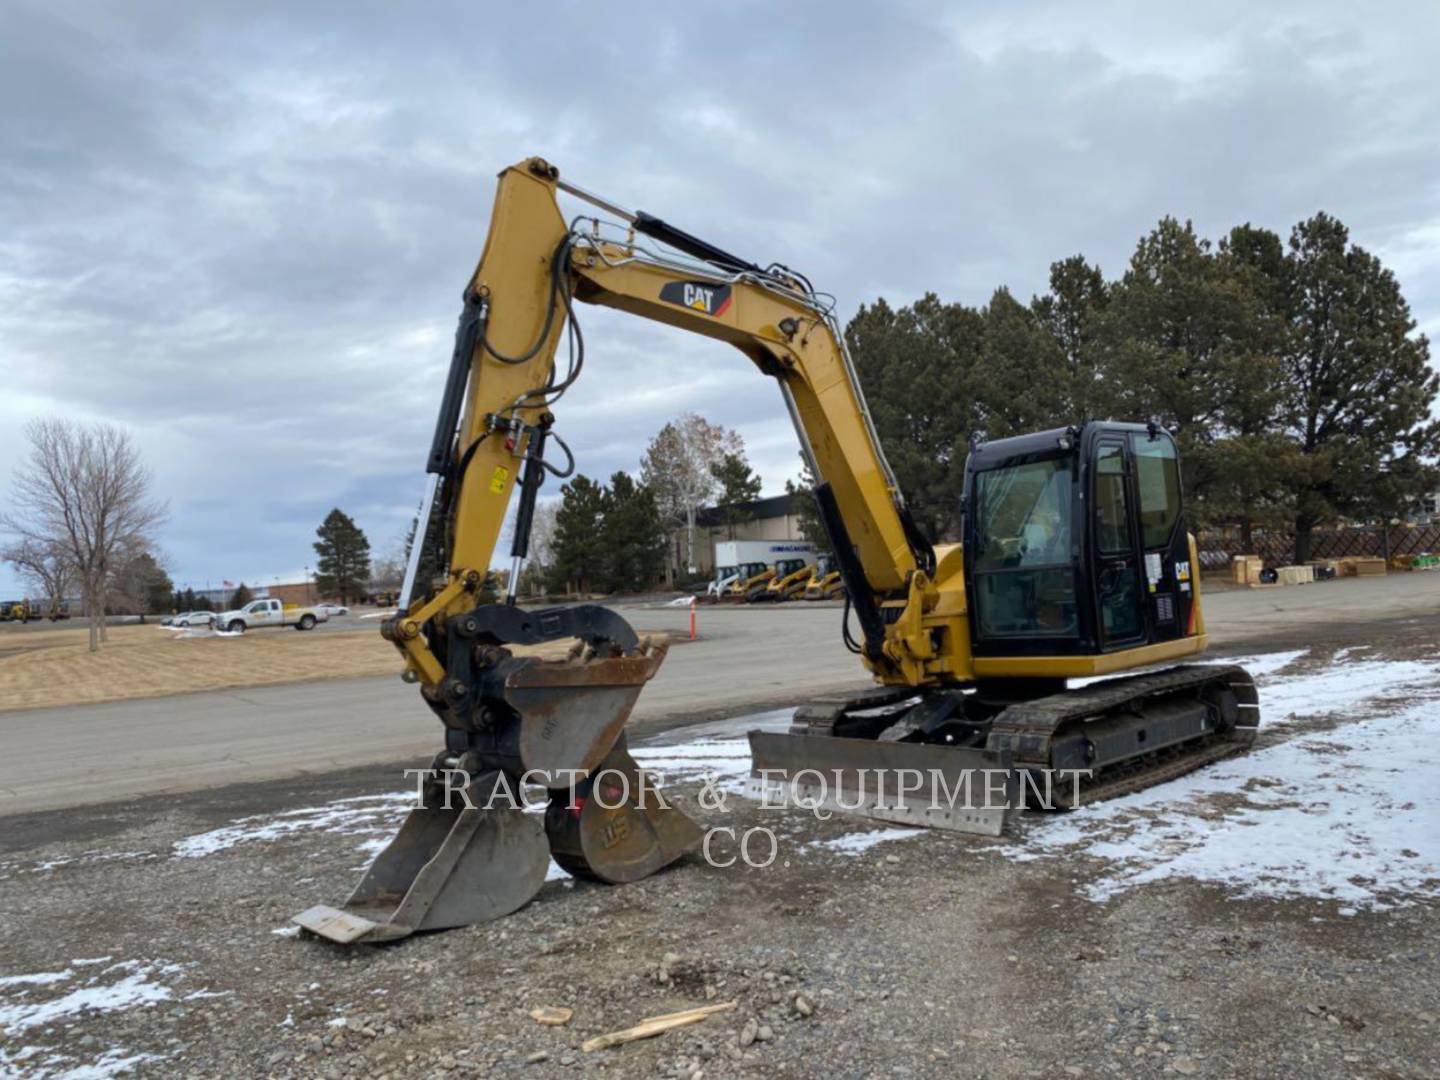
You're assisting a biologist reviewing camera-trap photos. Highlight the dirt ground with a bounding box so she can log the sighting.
[1,610,1437,1079]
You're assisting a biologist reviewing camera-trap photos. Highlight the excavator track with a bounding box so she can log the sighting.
[749,664,1258,834]
[986,664,1259,808]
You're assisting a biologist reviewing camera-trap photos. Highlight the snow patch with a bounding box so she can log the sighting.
[0,1046,166,1080]
[0,969,74,989]
[807,828,923,855]
[0,962,179,1033]
[1003,657,1440,909]
[1260,658,1438,726]
[173,793,414,858]
[0,851,154,881]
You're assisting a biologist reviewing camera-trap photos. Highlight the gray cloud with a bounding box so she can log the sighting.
[3,0,1437,592]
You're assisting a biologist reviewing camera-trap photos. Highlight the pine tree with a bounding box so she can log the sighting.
[598,473,666,593]
[313,508,372,604]
[1094,217,1286,526]
[845,294,983,540]
[229,582,254,609]
[1032,255,1109,420]
[551,476,607,594]
[784,455,832,556]
[710,451,763,539]
[400,504,445,596]
[1275,213,1439,559]
[977,286,1070,439]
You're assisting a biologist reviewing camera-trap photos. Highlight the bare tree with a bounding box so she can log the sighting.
[2,419,167,651]
[1,536,72,616]
[640,414,742,578]
[370,532,408,597]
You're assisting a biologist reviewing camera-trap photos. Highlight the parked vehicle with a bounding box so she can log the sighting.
[748,557,814,602]
[172,611,216,628]
[214,598,329,633]
[315,603,350,617]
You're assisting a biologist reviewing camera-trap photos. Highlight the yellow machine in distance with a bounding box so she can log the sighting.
[749,557,813,602]
[722,560,773,601]
[803,555,842,600]
[294,157,1259,943]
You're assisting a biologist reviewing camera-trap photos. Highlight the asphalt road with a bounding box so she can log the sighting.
[1,573,1435,815]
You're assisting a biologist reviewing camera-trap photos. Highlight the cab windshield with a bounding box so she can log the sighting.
[972,456,1077,638]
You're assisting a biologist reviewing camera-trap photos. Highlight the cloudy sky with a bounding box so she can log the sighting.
[2,1,1437,596]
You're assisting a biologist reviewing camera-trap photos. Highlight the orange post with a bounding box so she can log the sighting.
[689,597,697,641]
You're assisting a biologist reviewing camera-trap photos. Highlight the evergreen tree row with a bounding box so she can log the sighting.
[847,212,1437,560]
[550,472,667,594]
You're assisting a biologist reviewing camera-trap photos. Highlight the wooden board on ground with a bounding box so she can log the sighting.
[581,1000,737,1052]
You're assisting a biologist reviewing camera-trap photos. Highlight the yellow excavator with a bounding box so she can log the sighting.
[295,158,1258,943]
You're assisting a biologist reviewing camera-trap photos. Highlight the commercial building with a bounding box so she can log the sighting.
[667,492,809,581]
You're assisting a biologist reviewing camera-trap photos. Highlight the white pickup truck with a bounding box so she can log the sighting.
[215,598,329,633]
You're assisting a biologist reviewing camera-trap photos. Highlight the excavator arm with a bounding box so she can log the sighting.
[388,156,949,701]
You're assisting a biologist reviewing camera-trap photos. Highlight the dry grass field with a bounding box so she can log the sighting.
[0,621,675,712]
[0,623,401,712]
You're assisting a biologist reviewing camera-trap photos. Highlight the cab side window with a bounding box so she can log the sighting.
[1092,446,1130,554]
[1132,433,1182,550]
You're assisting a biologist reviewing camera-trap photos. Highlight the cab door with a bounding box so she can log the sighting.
[1090,439,1146,647]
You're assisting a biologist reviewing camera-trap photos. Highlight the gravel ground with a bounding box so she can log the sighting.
[1,615,1437,1079]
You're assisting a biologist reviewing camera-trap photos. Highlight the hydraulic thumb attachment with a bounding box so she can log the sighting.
[295,604,701,944]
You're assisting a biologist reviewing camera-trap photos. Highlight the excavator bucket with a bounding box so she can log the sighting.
[296,618,700,944]
[748,732,1020,837]
[294,780,550,944]
[545,734,703,883]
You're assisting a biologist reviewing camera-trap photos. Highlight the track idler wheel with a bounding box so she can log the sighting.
[545,734,702,883]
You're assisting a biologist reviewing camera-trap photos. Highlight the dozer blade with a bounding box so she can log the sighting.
[545,735,702,883]
[748,732,1020,837]
[295,775,550,945]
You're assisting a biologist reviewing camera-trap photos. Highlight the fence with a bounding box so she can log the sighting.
[1194,522,1440,571]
